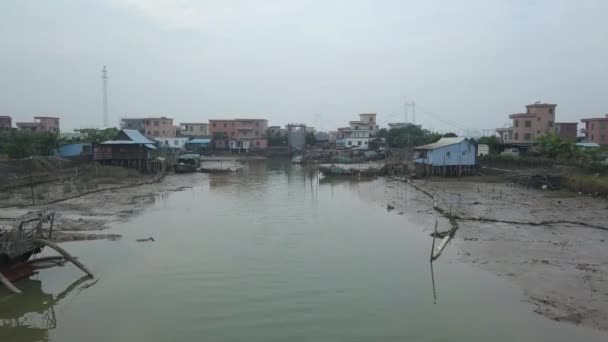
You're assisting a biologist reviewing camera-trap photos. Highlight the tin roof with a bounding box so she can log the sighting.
[122,129,154,144]
[414,137,470,150]
[99,129,156,149]
[187,138,212,144]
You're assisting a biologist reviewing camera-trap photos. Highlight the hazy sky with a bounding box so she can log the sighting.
[1,0,607,133]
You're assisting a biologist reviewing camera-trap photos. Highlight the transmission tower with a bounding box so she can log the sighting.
[102,65,109,127]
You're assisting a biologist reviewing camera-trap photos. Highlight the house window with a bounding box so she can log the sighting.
[446,152,451,158]
[514,133,519,140]
[162,121,166,125]
[154,121,159,127]
[524,120,531,128]
[462,151,466,156]
[524,133,531,140]
[548,121,554,127]
[154,131,159,136]
[358,141,362,146]
[537,130,540,134]
[146,131,151,135]
[549,108,554,114]
[537,117,541,121]
[601,122,607,129]
[256,141,260,146]
[174,140,179,146]
[164,140,169,145]
[591,123,595,129]
[348,141,352,146]
[364,141,368,144]
[213,123,216,128]
[514,120,519,128]
[224,123,227,128]
[162,131,165,134]
[255,131,259,136]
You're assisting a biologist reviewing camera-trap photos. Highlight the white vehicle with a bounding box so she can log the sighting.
[500,148,520,157]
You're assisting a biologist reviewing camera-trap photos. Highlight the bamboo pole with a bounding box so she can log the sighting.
[34,238,94,278]
[0,271,22,294]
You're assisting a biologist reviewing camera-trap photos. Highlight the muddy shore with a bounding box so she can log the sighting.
[380,177,608,332]
[0,173,209,242]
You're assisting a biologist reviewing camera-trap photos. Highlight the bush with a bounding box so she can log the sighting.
[565,175,608,197]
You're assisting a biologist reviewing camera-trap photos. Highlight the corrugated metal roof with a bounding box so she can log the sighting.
[577,142,600,148]
[122,129,154,144]
[414,137,469,150]
[187,138,212,144]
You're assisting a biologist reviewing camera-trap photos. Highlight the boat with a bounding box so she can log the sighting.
[175,154,200,173]
[0,211,54,268]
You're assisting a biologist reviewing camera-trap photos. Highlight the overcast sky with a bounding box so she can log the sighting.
[1,0,607,133]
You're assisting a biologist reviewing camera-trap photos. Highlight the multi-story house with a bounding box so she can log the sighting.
[0,115,12,129]
[180,122,209,137]
[16,116,60,133]
[143,117,175,137]
[496,102,572,144]
[581,115,608,145]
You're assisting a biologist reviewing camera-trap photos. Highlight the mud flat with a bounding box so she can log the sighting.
[0,173,208,242]
[381,177,608,332]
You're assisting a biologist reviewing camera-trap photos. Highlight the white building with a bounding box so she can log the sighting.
[335,113,378,150]
[154,137,190,150]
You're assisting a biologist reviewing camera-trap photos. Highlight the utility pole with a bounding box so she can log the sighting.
[102,65,109,127]
[411,101,416,124]
[403,98,409,123]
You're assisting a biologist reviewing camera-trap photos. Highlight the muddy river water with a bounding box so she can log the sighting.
[1,160,607,341]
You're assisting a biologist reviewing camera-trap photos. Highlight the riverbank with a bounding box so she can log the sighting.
[0,173,209,242]
[381,176,608,332]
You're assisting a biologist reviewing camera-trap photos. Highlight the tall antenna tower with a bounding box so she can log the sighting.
[102,65,109,127]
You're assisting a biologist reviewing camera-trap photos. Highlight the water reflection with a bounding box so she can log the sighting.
[0,276,93,342]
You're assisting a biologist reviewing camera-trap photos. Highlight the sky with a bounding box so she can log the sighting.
[1,0,607,133]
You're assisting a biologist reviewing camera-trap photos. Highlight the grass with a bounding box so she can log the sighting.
[564,174,608,197]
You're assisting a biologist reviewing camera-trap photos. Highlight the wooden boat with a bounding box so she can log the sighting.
[175,154,200,173]
[0,211,54,268]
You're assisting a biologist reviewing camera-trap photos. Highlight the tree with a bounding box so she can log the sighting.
[266,132,287,146]
[376,128,388,139]
[385,126,441,148]
[477,136,500,153]
[536,133,579,160]
[306,132,317,145]
[442,132,458,137]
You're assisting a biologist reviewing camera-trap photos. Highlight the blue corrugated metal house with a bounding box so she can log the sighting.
[413,137,476,176]
[56,143,92,158]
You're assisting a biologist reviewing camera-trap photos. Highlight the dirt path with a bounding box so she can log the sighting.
[0,173,208,242]
[381,177,608,332]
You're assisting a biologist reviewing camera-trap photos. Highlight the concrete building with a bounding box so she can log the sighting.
[554,122,578,141]
[230,119,268,151]
[209,119,236,149]
[180,122,209,137]
[154,137,190,150]
[496,102,556,144]
[267,126,286,136]
[349,113,378,134]
[16,116,60,133]
[0,115,12,129]
[120,118,145,133]
[143,117,175,137]
[209,119,268,151]
[336,113,379,150]
[581,115,608,145]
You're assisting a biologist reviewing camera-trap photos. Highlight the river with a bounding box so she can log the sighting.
[1,160,606,341]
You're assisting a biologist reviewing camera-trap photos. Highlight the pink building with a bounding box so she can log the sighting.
[231,119,268,151]
[209,119,237,149]
[0,115,11,129]
[581,115,608,146]
[143,117,175,137]
[16,116,60,133]
[497,103,556,144]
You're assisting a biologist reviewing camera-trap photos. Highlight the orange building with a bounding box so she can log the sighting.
[581,115,608,146]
